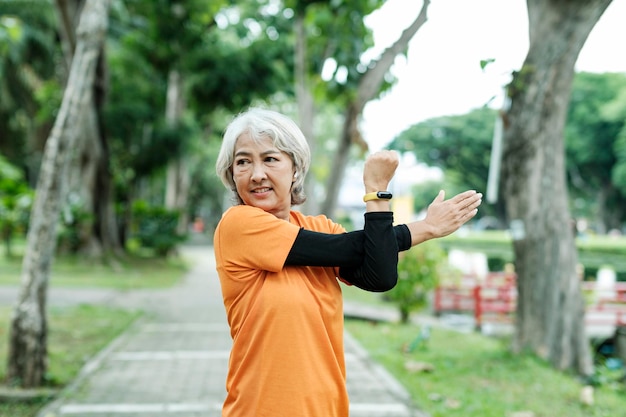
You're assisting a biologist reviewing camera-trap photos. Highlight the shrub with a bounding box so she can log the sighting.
[56,193,94,254]
[0,157,33,257]
[131,200,186,256]
[386,241,446,323]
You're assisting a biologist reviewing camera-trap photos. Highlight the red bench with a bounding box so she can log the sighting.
[434,275,626,330]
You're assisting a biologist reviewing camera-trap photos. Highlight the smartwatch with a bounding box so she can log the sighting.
[363,191,393,202]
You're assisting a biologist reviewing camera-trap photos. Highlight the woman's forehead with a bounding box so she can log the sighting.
[235,132,274,149]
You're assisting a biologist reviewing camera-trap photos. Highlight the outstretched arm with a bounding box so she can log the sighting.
[406,189,482,246]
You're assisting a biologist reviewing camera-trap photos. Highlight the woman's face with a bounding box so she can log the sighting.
[232,133,296,221]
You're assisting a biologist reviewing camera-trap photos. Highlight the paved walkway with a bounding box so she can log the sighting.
[32,245,428,417]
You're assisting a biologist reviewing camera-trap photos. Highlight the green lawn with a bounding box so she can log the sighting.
[345,319,625,417]
[0,305,142,417]
[0,249,188,417]
[0,253,188,289]
[440,231,626,278]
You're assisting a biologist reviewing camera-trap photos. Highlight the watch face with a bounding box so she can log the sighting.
[377,191,392,199]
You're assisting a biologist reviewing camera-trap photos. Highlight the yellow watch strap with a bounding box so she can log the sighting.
[363,191,392,202]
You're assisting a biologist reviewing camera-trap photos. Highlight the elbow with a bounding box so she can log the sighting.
[370,273,398,292]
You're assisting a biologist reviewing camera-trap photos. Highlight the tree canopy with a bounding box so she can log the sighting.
[387,72,626,232]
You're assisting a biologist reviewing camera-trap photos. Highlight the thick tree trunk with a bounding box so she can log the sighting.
[320,0,430,217]
[501,0,611,376]
[56,0,121,257]
[6,0,110,388]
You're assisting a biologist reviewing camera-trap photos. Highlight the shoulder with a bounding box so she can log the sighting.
[216,205,300,237]
[289,210,345,234]
[220,205,266,222]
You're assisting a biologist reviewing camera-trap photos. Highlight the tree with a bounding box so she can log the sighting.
[386,73,626,231]
[320,0,431,216]
[387,107,506,224]
[7,0,111,388]
[54,0,123,257]
[0,1,59,183]
[566,72,626,233]
[500,0,612,376]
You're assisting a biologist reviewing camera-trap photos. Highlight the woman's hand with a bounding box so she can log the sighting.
[407,190,483,246]
[363,150,399,192]
[422,190,482,238]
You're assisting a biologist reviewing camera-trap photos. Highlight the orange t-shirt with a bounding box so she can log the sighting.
[214,205,349,417]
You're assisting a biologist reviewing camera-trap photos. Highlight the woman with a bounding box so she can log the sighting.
[214,107,482,417]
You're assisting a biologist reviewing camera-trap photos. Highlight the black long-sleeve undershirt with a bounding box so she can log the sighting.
[284,212,412,292]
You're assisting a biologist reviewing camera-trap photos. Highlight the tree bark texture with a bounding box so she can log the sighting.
[501,0,611,376]
[320,0,430,217]
[7,0,110,388]
[56,0,121,257]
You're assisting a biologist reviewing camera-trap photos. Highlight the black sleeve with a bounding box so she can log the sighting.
[284,213,412,292]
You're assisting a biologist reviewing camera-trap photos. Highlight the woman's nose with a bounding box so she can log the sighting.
[250,163,267,181]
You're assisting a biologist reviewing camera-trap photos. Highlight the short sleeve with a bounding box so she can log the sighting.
[214,205,301,272]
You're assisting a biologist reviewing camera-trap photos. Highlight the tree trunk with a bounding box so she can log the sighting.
[164,69,190,234]
[320,0,430,217]
[56,0,121,257]
[294,10,317,214]
[6,0,110,388]
[93,48,123,256]
[501,0,611,376]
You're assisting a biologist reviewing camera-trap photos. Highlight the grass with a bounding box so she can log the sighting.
[0,253,188,289]
[0,305,142,417]
[0,247,189,417]
[441,231,626,277]
[345,319,626,417]
[341,261,626,416]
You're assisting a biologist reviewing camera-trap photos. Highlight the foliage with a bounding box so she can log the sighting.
[0,1,59,179]
[566,72,626,231]
[387,72,626,233]
[292,0,390,104]
[388,106,496,193]
[131,200,186,256]
[410,180,445,215]
[385,241,446,323]
[55,193,94,255]
[386,107,504,221]
[0,155,32,258]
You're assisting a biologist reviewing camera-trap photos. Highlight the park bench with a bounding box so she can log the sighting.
[434,274,626,331]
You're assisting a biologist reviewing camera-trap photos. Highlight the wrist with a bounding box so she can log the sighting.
[363,191,393,202]
[408,220,437,246]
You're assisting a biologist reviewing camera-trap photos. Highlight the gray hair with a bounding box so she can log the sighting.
[216,107,311,206]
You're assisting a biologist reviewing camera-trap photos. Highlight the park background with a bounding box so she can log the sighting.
[2,0,626,416]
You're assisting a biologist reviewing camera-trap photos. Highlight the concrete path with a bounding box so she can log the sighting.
[30,245,427,417]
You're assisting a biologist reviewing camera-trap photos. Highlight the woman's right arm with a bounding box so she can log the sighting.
[285,225,411,268]
[285,190,482,266]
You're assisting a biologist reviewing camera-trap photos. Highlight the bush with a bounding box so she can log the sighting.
[131,200,186,256]
[0,157,33,257]
[386,241,446,323]
[487,256,507,272]
[56,193,93,254]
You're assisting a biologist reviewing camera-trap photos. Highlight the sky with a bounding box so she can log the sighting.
[360,0,626,151]
[339,0,626,207]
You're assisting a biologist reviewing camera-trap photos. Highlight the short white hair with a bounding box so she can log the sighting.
[216,107,311,205]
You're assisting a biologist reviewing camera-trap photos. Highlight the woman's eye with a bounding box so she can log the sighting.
[265,157,278,162]
[235,159,249,166]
